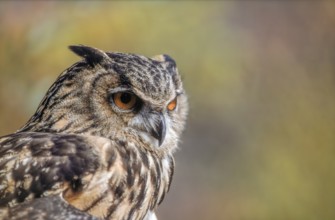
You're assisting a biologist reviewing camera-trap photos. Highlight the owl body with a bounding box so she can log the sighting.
[0,46,187,219]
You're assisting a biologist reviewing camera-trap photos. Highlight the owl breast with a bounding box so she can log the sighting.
[63,138,174,219]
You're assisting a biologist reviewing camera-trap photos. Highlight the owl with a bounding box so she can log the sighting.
[0,45,188,220]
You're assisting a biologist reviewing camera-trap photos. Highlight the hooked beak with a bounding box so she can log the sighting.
[150,113,166,146]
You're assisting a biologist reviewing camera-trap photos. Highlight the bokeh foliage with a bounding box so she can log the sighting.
[1,1,335,220]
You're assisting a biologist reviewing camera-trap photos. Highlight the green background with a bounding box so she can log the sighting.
[1,1,335,220]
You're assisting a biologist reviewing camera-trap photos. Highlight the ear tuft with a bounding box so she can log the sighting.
[152,54,176,70]
[68,45,111,66]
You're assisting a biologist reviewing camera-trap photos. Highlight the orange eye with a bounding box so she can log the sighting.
[167,98,177,111]
[113,92,138,110]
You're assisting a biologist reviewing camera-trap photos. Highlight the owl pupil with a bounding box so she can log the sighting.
[121,93,131,104]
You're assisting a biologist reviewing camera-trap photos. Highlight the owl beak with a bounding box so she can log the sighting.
[150,113,166,146]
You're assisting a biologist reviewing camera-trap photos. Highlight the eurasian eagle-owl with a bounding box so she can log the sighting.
[0,45,188,220]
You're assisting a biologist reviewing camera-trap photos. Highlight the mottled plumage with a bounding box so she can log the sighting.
[0,45,188,219]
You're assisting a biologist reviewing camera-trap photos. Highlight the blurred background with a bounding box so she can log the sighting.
[1,1,335,220]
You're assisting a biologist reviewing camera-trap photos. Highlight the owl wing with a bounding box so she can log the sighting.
[3,195,99,220]
[0,132,116,218]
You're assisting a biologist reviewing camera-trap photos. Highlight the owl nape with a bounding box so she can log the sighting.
[0,45,188,220]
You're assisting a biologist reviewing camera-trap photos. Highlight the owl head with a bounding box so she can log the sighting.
[21,45,188,153]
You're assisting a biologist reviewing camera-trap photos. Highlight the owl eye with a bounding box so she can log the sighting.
[167,97,177,111]
[112,92,138,110]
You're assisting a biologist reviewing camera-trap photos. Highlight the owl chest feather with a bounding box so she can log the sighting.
[64,139,175,220]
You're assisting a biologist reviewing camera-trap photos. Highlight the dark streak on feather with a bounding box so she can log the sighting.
[83,189,109,212]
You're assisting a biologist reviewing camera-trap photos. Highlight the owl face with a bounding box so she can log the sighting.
[89,51,188,151]
[22,46,188,152]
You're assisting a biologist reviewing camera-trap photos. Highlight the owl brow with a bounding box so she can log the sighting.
[107,85,137,94]
[118,73,132,87]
